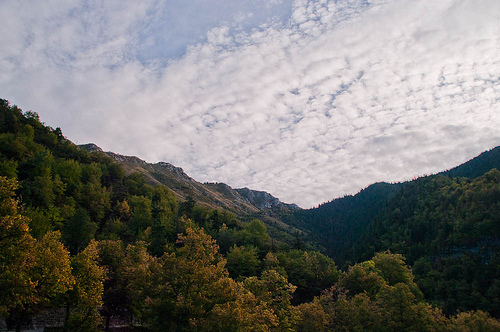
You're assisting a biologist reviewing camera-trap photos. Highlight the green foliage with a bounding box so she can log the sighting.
[23,206,62,238]
[97,239,131,330]
[371,252,422,298]
[338,261,386,299]
[294,255,460,332]
[0,176,36,317]
[276,250,340,303]
[207,283,278,331]
[30,231,75,301]
[1,176,74,329]
[448,310,500,332]
[226,244,261,279]
[64,240,105,332]
[244,269,298,331]
[0,159,18,178]
[294,300,329,332]
[130,228,272,331]
[8,231,75,331]
[236,219,271,255]
[127,195,153,236]
[62,208,98,254]
[145,228,230,330]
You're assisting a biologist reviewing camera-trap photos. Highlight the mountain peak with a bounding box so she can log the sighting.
[155,161,192,181]
[236,187,300,210]
[78,143,103,153]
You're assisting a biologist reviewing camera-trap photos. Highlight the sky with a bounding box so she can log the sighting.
[1,0,499,208]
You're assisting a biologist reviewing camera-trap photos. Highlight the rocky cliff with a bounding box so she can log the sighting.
[236,187,300,210]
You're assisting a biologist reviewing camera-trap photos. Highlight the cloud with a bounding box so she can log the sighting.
[1,0,499,208]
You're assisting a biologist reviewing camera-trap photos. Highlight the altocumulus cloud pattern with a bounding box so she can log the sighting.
[1,0,499,207]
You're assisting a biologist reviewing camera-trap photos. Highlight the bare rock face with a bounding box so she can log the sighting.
[156,162,192,181]
[236,187,299,210]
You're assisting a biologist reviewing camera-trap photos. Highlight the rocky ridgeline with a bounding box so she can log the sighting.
[78,142,103,153]
[236,187,300,210]
[78,144,299,214]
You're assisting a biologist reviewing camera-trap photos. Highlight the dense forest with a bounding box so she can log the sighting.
[1,99,500,331]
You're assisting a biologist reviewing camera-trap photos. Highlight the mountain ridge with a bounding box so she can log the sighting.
[78,143,304,240]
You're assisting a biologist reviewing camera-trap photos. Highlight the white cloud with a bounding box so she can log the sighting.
[1,0,500,208]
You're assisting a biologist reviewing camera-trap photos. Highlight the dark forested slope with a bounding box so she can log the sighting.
[441,146,500,179]
[289,146,500,266]
[283,182,404,265]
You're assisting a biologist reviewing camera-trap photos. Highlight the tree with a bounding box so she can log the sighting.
[338,261,386,299]
[324,290,384,331]
[448,310,500,332]
[277,250,340,303]
[339,252,421,300]
[0,176,36,317]
[236,219,271,255]
[294,300,329,332]
[121,241,155,323]
[207,280,278,331]
[63,240,105,332]
[127,195,153,237]
[97,240,129,331]
[226,245,261,279]
[376,283,441,331]
[372,251,421,298]
[62,208,98,255]
[244,270,298,331]
[140,228,229,331]
[0,177,74,331]
[10,231,74,332]
[178,195,195,219]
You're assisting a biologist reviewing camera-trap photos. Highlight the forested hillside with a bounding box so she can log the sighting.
[286,146,500,268]
[1,99,499,331]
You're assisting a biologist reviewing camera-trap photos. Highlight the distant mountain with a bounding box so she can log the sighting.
[285,146,500,315]
[79,143,500,261]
